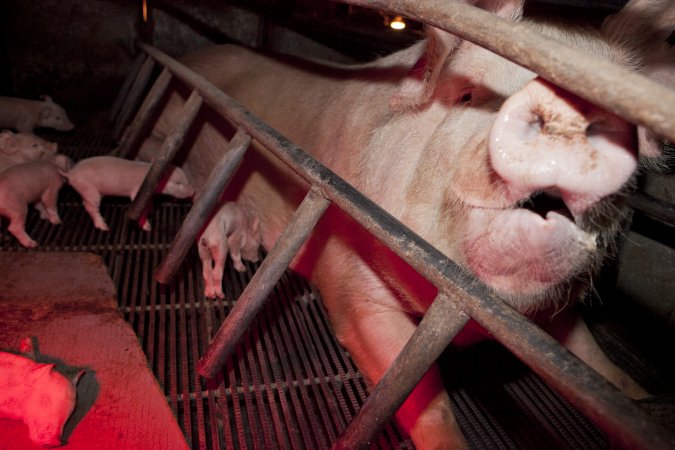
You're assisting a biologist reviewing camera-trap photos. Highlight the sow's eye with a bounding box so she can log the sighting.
[457,89,473,105]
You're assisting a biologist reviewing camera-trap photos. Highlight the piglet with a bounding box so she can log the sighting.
[0,154,72,248]
[0,338,83,447]
[198,201,261,298]
[63,156,195,231]
[0,130,59,172]
[0,96,74,133]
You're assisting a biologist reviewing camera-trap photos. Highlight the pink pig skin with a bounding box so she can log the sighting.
[63,156,195,231]
[0,95,74,133]
[0,131,58,172]
[0,155,72,248]
[0,352,79,447]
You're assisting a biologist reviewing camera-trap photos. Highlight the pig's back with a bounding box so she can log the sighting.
[67,156,147,191]
[0,161,62,199]
[179,45,396,165]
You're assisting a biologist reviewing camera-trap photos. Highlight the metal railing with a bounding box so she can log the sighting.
[110,1,675,449]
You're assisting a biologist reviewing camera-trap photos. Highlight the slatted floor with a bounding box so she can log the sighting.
[0,128,615,449]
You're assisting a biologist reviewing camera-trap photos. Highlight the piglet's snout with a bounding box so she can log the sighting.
[489,77,637,217]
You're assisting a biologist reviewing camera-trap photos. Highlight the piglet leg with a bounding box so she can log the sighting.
[78,189,109,231]
[34,202,50,221]
[5,208,38,248]
[209,243,227,299]
[198,240,216,298]
[227,232,247,272]
[40,186,62,225]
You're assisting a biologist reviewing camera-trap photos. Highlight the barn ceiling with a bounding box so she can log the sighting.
[153,0,629,61]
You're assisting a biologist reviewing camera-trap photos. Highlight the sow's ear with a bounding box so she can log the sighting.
[390,0,524,110]
[602,0,675,158]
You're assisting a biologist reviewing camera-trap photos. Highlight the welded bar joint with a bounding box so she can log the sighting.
[114,67,173,159]
[333,292,470,450]
[154,127,251,284]
[198,186,331,379]
[127,89,203,221]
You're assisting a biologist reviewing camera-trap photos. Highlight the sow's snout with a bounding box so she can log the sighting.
[464,77,638,298]
[489,77,637,218]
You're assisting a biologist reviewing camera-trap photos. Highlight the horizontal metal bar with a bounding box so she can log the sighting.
[139,44,670,448]
[628,192,675,227]
[332,292,470,450]
[127,89,203,221]
[154,127,251,285]
[197,186,331,379]
[114,67,173,159]
[338,0,675,144]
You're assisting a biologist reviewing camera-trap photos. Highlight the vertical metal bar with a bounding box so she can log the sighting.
[127,90,203,221]
[332,292,470,450]
[197,187,331,379]
[153,127,251,284]
[114,67,173,159]
[110,53,146,123]
[114,55,156,139]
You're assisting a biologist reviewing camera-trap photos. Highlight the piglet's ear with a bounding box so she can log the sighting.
[390,0,524,110]
[27,363,56,384]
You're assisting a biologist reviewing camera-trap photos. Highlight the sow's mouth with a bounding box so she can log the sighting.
[463,190,598,299]
[517,189,574,221]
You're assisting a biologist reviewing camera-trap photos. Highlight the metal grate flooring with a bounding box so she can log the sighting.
[0,128,612,449]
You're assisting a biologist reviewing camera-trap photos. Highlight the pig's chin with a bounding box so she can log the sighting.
[464,207,597,302]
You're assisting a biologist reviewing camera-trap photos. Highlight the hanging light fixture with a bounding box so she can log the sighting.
[390,15,406,30]
[142,0,148,23]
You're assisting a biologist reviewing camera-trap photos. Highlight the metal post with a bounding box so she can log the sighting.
[127,89,203,222]
[332,293,469,449]
[153,128,251,284]
[114,67,173,159]
[628,192,675,227]
[114,55,156,140]
[197,187,331,379]
[110,53,146,124]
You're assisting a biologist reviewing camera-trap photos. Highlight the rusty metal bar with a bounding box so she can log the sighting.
[153,128,251,284]
[110,52,146,123]
[114,67,173,159]
[114,55,156,140]
[628,192,675,227]
[127,89,203,222]
[137,44,671,448]
[197,187,331,379]
[338,0,675,144]
[333,292,470,450]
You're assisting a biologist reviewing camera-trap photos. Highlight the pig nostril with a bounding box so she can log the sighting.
[516,113,543,141]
